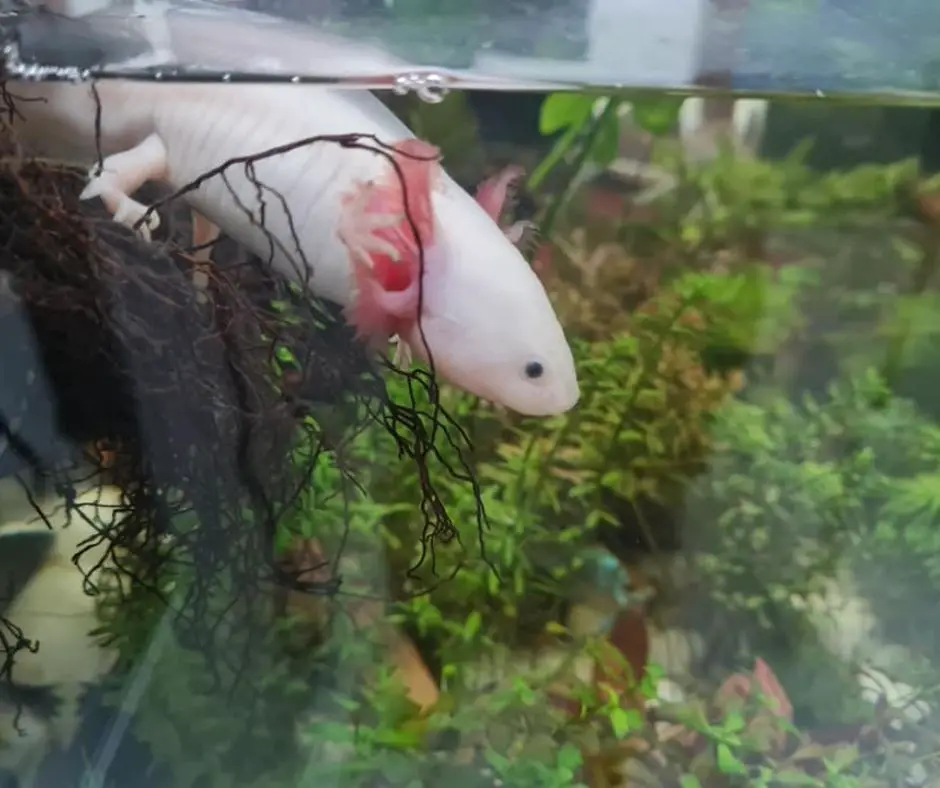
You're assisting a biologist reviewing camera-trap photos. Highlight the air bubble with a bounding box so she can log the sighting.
[393,71,451,104]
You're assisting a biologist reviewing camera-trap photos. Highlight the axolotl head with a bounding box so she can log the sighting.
[338,140,580,417]
[400,179,581,418]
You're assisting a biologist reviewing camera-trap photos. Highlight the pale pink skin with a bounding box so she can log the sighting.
[7,78,579,416]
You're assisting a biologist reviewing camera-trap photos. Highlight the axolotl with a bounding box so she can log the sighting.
[5,79,580,417]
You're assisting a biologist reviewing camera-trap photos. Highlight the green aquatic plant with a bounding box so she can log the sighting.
[294,649,596,788]
[532,92,684,189]
[205,272,747,787]
[304,142,940,788]
[676,388,875,730]
[530,92,684,238]
[82,88,940,788]
[576,658,890,788]
[675,367,940,727]
[334,274,750,651]
[818,372,940,663]
[537,134,925,379]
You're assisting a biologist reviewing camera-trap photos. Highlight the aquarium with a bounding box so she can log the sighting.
[2,1,940,787]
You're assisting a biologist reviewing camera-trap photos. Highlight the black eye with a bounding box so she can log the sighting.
[524,361,544,379]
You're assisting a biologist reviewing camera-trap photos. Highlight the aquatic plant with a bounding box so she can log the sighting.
[294,122,940,788]
[89,258,750,786]
[602,658,891,788]
[68,87,940,788]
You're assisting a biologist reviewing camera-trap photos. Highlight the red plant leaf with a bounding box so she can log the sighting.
[752,658,793,722]
[716,673,752,708]
[601,608,650,691]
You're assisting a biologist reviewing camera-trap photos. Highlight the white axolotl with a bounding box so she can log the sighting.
[6,80,580,416]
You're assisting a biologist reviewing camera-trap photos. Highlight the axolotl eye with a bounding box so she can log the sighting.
[524,361,544,380]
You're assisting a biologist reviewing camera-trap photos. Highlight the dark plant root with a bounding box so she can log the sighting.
[0,113,487,751]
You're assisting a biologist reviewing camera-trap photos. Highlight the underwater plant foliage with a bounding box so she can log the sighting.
[82,96,940,788]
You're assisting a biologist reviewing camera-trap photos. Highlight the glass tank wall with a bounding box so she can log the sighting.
[6,0,940,96]
[1,2,940,788]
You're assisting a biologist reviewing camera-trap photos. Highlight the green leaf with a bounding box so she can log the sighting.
[609,707,633,738]
[716,743,748,775]
[723,710,746,733]
[463,611,482,641]
[373,726,423,750]
[680,776,703,788]
[487,569,501,595]
[631,97,683,136]
[333,695,361,712]
[539,92,594,134]
[512,678,537,706]
[556,743,584,772]
[275,344,297,364]
[826,744,860,774]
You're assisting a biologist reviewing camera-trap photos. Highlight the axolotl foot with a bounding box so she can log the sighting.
[81,168,161,242]
[78,132,169,243]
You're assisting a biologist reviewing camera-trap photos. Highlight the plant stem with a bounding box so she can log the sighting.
[528,122,581,193]
[538,98,621,243]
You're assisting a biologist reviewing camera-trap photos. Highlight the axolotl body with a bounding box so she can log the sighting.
[7,80,580,417]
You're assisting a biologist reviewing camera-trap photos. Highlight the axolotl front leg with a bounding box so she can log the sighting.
[79,132,167,242]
